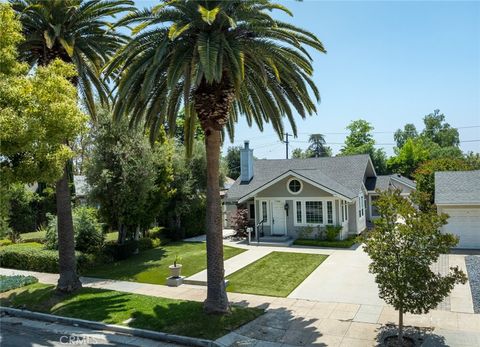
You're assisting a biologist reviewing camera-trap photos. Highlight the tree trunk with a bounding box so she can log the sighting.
[203,129,229,314]
[398,306,404,344]
[56,166,81,293]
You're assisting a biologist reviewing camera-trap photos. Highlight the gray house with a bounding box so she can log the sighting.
[435,170,480,249]
[225,141,415,240]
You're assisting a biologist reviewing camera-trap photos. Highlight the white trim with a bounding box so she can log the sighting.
[257,199,270,225]
[436,202,480,206]
[292,197,338,227]
[390,176,416,190]
[286,178,303,195]
[237,170,353,203]
[270,199,288,236]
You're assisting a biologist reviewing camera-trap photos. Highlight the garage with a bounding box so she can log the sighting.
[440,208,480,249]
[435,170,480,249]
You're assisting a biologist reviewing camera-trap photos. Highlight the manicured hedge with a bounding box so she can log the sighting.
[0,275,38,293]
[0,242,94,273]
[293,237,358,249]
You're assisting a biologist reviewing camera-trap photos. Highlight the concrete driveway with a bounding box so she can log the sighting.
[288,245,384,306]
[288,246,475,313]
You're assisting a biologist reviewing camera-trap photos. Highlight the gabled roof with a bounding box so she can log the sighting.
[435,170,480,205]
[365,174,416,191]
[226,154,372,202]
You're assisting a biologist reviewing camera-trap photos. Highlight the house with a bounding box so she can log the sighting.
[435,170,480,249]
[225,141,415,240]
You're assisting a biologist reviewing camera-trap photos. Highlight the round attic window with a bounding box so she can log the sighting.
[287,178,302,194]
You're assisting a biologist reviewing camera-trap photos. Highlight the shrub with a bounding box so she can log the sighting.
[103,240,138,261]
[8,184,37,234]
[230,208,249,237]
[0,239,13,247]
[298,226,315,239]
[0,275,38,293]
[73,207,104,253]
[44,207,104,253]
[325,225,342,241]
[0,243,93,273]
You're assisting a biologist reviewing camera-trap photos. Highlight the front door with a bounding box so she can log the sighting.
[271,200,286,235]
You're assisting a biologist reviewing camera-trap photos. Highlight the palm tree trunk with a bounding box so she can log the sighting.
[203,129,229,314]
[56,165,81,292]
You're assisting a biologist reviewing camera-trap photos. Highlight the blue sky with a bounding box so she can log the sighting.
[136,1,480,158]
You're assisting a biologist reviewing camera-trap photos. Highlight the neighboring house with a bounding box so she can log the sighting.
[225,141,415,240]
[435,170,480,249]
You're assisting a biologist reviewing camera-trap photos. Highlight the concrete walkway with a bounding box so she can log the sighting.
[1,268,479,347]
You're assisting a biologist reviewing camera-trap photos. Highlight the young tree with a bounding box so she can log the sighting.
[109,0,325,313]
[364,190,467,344]
[387,138,431,178]
[11,0,133,292]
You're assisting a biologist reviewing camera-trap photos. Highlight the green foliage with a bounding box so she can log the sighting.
[363,190,467,339]
[44,207,104,253]
[394,123,418,149]
[414,158,474,202]
[325,225,342,241]
[298,225,315,239]
[225,146,241,179]
[0,242,93,273]
[293,237,357,248]
[0,4,87,184]
[0,3,24,75]
[0,239,13,247]
[340,120,388,174]
[0,275,38,293]
[422,109,459,147]
[10,0,134,117]
[7,183,38,233]
[86,114,174,237]
[109,0,325,148]
[387,138,432,178]
[307,134,332,157]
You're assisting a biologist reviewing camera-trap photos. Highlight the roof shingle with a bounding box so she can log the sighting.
[435,170,480,205]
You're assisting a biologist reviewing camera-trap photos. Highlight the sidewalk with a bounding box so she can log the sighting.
[1,268,479,347]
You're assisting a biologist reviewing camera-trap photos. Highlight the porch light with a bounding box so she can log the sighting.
[284,202,289,216]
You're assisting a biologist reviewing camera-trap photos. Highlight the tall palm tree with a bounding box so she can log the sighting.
[10,0,133,292]
[109,0,325,313]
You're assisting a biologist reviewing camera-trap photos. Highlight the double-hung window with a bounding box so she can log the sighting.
[327,201,333,224]
[296,201,302,224]
[305,201,323,224]
[261,201,268,222]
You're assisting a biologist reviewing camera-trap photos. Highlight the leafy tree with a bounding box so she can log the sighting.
[0,4,86,254]
[225,146,241,179]
[11,0,132,293]
[464,152,480,169]
[109,0,325,313]
[394,123,418,149]
[307,134,332,157]
[387,138,431,178]
[421,109,459,148]
[340,120,388,174]
[364,190,467,344]
[292,148,308,159]
[86,115,174,242]
[414,158,473,203]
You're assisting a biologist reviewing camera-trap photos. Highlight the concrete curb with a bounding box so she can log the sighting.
[1,307,220,347]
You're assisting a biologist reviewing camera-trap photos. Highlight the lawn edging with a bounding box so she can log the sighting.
[1,306,220,347]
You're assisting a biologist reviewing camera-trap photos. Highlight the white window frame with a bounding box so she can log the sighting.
[358,193,365,218]
[286,178,303,195]
[292,197,337,227]
[257,199,270,225]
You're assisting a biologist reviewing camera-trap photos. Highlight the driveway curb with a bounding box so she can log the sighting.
[0,307,220,347]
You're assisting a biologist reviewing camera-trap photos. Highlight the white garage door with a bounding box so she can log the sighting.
[443,208,480,249]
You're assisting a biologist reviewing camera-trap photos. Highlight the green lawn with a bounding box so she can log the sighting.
[0,283,262,340]
[86,242,246,285]
[227,251,327,297]
[104,231,119,242]
[293,237,358,248]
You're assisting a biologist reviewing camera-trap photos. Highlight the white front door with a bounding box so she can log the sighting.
[271,200,286,235]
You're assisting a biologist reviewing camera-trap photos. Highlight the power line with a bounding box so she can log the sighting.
[296,125,480,136]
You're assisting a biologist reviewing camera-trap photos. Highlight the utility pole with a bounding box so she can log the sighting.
[284,132,290,159]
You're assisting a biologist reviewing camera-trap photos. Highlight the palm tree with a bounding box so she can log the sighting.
[109,0,325,313]
[308,133,331,157]
[10,0,133,292]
